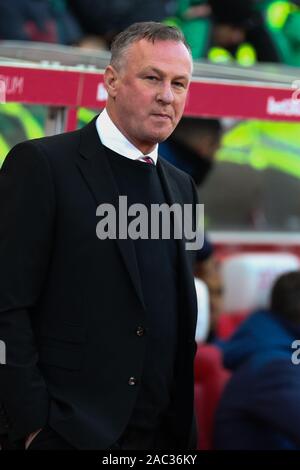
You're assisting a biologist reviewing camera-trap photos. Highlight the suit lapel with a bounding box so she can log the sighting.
[76,117,145,310]
[157,159,197,338]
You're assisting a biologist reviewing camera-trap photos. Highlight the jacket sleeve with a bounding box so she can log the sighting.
[0,140,55,441]
[249,359,300,447]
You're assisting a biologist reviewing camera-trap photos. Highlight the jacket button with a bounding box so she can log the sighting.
[128,377,137,386]
[136,326,145,337]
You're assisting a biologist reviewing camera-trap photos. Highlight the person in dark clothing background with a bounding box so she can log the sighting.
[194,251,224,344]
[159,116,222,186]
[69,0,177,47]
[214,270,300,449]
[0,0,83,44]
[209,0,281,62]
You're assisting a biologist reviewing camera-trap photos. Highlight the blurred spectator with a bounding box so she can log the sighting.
[208,0,281,63]
[159,117,222,186]
[194,254,224,344]
[0,0,83,44]
[214,271,300,449]
[69,0,177,47]
[165,0,212,58]
[201,118,300,230]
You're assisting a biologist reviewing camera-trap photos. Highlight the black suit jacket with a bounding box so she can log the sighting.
[0,117,198,449]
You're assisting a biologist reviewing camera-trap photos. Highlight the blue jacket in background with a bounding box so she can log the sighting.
[214,309,300,449]
[0,0,83,44]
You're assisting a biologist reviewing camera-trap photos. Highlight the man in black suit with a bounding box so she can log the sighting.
[0,21,199,450]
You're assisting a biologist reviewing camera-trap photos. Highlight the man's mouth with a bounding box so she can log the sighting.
[151,113,172,120]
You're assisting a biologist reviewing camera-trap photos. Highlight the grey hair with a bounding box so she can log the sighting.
[110,21,192,69]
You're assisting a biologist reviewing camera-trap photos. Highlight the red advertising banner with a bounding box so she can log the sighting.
[0,64,299,122]
[0,65,80,106]
[186,81,300,121]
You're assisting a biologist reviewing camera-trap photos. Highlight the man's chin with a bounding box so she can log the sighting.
[138,128,174,147]
[152,130,174,144]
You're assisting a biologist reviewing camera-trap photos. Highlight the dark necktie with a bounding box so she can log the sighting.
[141,156,154,165]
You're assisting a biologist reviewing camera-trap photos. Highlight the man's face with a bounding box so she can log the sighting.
[104,39,192,154]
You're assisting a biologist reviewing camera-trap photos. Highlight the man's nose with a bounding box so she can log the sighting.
[156,83,174,104]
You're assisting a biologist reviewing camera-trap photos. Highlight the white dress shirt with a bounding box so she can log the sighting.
[96,108,158,165]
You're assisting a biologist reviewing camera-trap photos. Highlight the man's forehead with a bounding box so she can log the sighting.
[129,38,190,58]
[126,39,192,72]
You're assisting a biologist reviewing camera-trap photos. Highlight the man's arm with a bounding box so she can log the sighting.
[0,141,55,442]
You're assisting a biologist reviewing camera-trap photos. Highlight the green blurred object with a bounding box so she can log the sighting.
[236,43,257,66]
[0,103,45,167]
[218,120,300,179]
[0,103,99,167]
[266,0,295,28]
[208,43,257,66]
[168,0,300,64]
[165,0,212,58]
[208,47,233,63]
[77,107,97,128]
[0,134,9,167]
[263,1,300,65]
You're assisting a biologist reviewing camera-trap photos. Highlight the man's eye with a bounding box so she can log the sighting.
[173,82,185,88]
[146,76,158,81]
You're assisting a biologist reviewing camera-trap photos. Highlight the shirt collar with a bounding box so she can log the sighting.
[96,108,158,165]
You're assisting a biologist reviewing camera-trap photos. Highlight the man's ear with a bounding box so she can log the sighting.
[104,65,119,98]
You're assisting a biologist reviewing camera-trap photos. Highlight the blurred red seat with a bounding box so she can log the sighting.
[216,312,248,340]
[194,344,230,450]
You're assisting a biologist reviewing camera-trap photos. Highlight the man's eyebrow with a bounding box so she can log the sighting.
[142,67,189,81]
